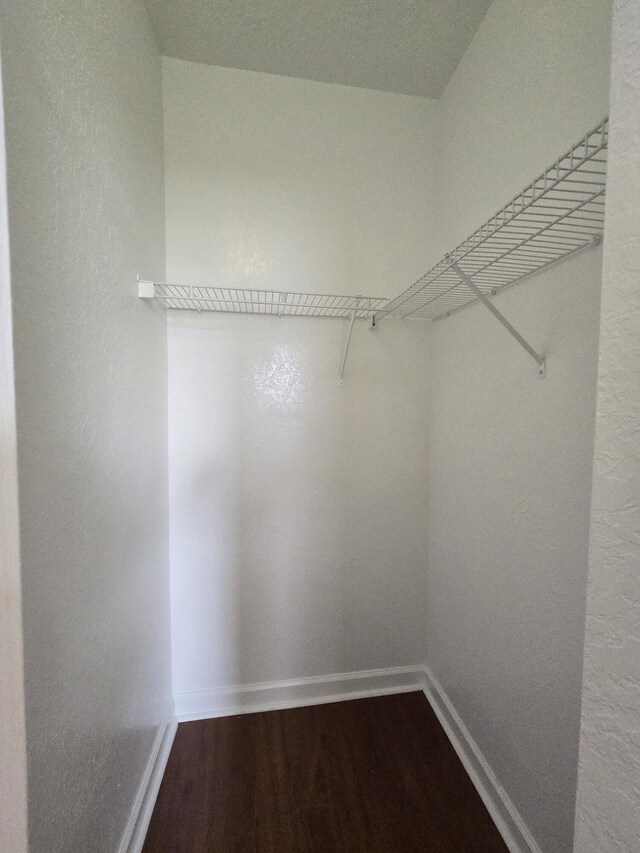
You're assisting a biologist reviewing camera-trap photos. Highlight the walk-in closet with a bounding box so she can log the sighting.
[1,2,638,852]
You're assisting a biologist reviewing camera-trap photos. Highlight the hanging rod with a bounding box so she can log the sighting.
[375,117,609,323]
[138,280,388,320]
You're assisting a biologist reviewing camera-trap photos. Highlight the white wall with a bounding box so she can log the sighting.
[0,1,172,851]
[428,253,602,853]
[169,314,430,698]
[426,3,611,852]
[0,30,28,853]
[164,60,435,701]
[163,59,440,299]
[574,1,640,849]
[438,0,612,252]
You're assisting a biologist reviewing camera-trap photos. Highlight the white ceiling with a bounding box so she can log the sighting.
[144,0,493,98]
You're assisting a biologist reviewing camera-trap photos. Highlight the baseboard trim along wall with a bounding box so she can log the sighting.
[119,719,178,853]
[170,665,541,853]
[422,666,543,853]
[173,665,426,721]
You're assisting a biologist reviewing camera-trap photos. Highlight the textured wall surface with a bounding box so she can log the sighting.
[574,1,640,850]
[163,61,434,694]
[0,33,28,853]
[425,3,612,852]
[0,1,171,851]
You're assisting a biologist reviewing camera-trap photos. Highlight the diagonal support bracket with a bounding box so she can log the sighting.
[450,261,546,378]
[338,297,362,384]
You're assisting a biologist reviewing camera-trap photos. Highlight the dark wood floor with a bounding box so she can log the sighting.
[143,692,508,852]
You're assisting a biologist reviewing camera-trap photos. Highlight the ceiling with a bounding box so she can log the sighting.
[144,0,493,98]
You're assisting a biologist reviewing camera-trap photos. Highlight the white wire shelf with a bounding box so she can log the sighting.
[139,282,388,320]
[378,118,609,321]
[139,117,608,343]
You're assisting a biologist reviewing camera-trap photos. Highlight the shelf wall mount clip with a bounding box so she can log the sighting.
[138,278,156,299]
[449,261,546,378]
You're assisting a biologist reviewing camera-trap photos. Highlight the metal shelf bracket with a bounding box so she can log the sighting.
[338,297,362,385]
[450,261,546,378]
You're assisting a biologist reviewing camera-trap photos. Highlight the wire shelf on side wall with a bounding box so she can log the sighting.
[137,119,609,377]
[378,118,609,321]
[138,282,388,320]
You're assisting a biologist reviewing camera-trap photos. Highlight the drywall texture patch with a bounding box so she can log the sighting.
[574,1,640,850]
[0,1,171,851]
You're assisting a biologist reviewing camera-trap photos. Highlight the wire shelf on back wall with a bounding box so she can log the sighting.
[137,119,609,379]
[139,282,388,320]
[138,119,609,380]
[377,118,609,321]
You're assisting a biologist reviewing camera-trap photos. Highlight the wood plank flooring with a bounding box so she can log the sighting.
[143,692,508,852]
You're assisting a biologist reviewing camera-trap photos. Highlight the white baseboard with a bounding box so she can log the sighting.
[421,666,542,853]
[171,664,541,853]
[174,665,425,721]
[118,718,178,853]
